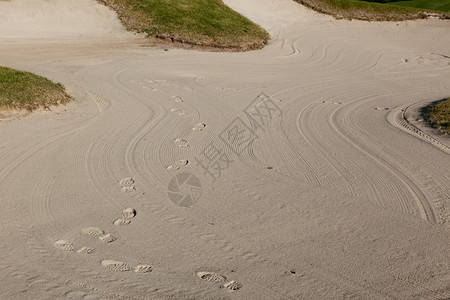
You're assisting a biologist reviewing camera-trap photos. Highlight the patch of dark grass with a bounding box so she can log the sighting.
[97,0,269,50]
[361,0,450,13]
[422,98,450,135]
[0,66,71,111]
[295,0,449,21]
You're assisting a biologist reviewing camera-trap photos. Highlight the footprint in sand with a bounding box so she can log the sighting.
[172,96,183,102]
[119,177,136,193]
[82,227,104,236]
[55,190,142,271]
[55,239,95,255]
[101,260,131,272]
[174,138,189,148]
[81,226,116,243]
[192,123,206,131]
[119,177,134,187]
[121,186,136,192]
[135,265,153,273]
[122,207,136,219]
[99,233,117,243]
[167,159,188,171]
[224,280,243,291]
[101,260,153,273]
[114,208,136,226]
[56,227,104,253]
[113,218,131,226]
[76,247,95,255]
[197,272,242,291]
[170,108,187,116]
[197,272,227,283]
[54,240,75,251]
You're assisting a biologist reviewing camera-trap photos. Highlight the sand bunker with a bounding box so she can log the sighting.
[0,0,449,299]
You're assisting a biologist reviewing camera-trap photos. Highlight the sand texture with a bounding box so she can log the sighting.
[0,0,449,299]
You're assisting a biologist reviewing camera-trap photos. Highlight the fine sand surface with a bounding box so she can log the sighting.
[0,0,450,299]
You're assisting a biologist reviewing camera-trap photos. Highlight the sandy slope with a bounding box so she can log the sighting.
[0,0,129,40]
[223,0,330,35]
[0,0,449,299]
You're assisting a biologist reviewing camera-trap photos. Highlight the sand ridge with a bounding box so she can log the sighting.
[0,0,449,299]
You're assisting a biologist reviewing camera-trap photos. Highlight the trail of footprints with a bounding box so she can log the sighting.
[167,94,206,170]
[166,94,242,291]
[53,177,243,291]
[54,205,145,263]
[54,203,150,273]
[54,175,150,273]
[53,92,242,293]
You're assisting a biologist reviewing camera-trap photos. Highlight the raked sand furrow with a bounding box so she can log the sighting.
[114,73,194,184]
[279,82,385,197]
[331,85,450,222]
[329,93,434,221]
[341,102,426,215]
[356,100,450,211]
[302,99,400,209]
[332,93,420,208]
[81,81,157,197]
[267,104,324,185]
[285,78,445,220]
[296,102,364,195]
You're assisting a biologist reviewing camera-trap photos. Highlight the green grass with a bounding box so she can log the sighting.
[0,66,71,111]
[361,0,450,13]
[423,98,450,135]
[294,0,449,21]
[97,0,269,50]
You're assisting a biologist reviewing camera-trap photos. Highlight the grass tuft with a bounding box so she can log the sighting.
[361,0,450,13]
[423,98,450,135]
[97,0,269,50]
[295,0,449,21]
[0,66,71,111]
